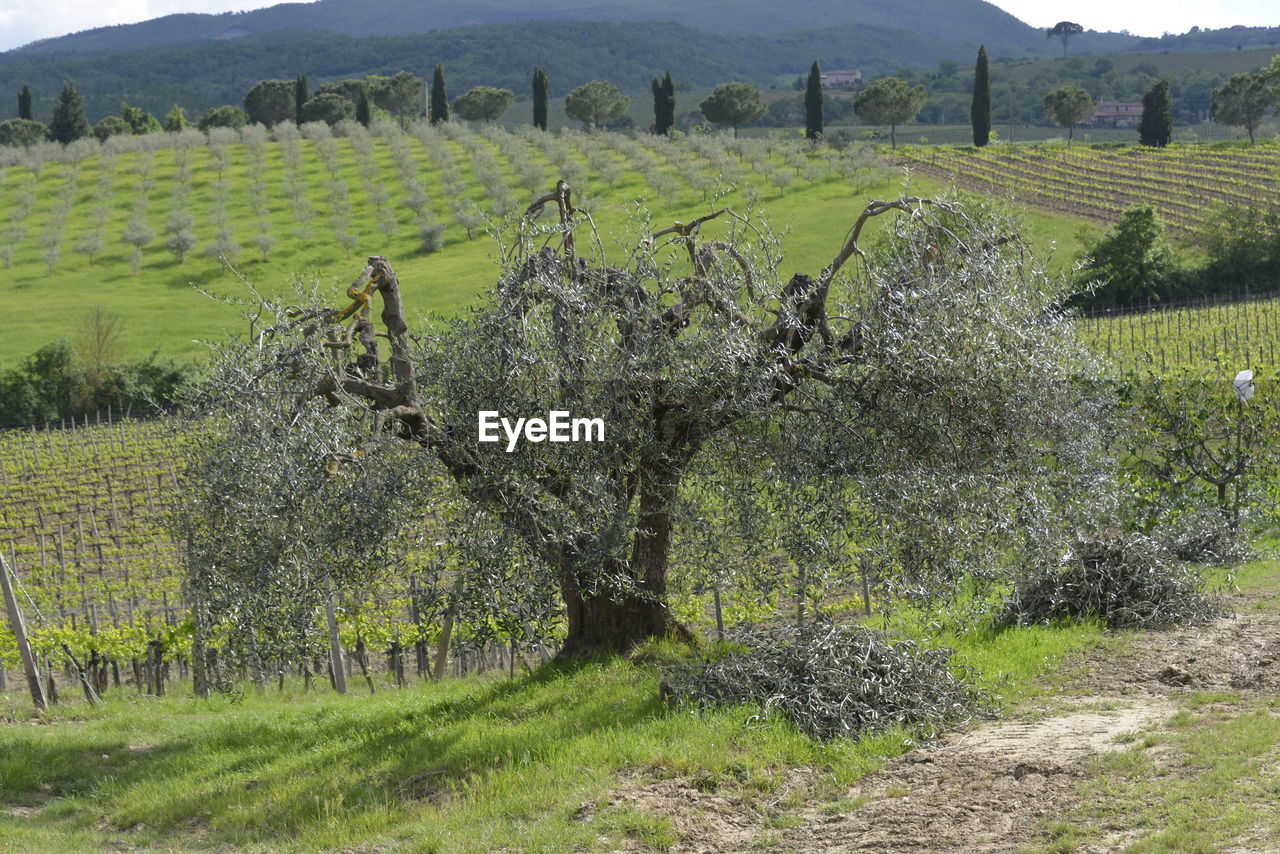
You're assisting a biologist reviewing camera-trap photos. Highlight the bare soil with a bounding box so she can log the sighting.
[599,601,1280,853]
[1069,607,1280,700]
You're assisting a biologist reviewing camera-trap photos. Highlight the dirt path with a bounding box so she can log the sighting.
[600,600,1280,853]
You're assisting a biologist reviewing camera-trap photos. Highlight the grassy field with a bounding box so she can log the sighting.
[0,123,1098,368]
[4,556,1278,853]
[0,591,1109,853]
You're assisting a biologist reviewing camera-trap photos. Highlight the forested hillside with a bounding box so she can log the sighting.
[0,21,968,124]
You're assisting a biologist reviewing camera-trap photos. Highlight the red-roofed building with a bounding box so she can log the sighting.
[819,69,862,88]
[1088,100,1144,127]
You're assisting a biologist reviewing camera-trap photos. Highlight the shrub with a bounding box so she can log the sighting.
[663,619,985,741]
[92,116,131,142]
[1077,206,1177,308]
[198,106,249,131]
[1197,205,1280,289]
[0,118,47,147]
[0,340,193,428]
[300,93,356,126]
[996,531,1220,630]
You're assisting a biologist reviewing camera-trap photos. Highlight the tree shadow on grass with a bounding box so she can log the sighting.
[0,655,667,848]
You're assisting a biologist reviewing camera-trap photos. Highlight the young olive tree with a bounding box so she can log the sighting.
[1120,368,1278,531]
[190,184,1104,656]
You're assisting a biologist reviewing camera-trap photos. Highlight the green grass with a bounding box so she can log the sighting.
[0,607,1106,853]
[1053,701,1280,853]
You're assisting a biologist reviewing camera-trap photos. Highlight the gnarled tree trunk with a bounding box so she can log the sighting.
[558,481,692,657]
[558,577,690,658]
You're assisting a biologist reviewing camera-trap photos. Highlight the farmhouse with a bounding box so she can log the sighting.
[1088,100,1144,127]
[820,69,862,87]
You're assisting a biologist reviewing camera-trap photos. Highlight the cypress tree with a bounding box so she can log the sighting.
[17,85,32,121]
[661,71,675,133]
[652,71,675,134]
[294,73,309,125]
[1139,79,1172,147]
[356,87,372,127]
[430,65,449,124]
[804,61,823,141]
[651,77,663,133]
[971,45,991,147]
[533,67,549,131]
[47,80,89,144]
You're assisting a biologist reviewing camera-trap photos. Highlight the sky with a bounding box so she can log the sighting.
[0,0,279,51]
[0,0,1277,52]
[987,0,1278,36]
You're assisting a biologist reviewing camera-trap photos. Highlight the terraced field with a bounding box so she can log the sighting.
[898,142,1280,234]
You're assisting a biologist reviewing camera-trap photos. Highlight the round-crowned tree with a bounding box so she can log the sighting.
[454,87,516,123]
[0,118,46,147]
[299,93,356,126]
[564,81,629,129]
[1043,86,1095,146]
[853,77,927,150]
[199,106,249,131]
[92,116,132,142]
[182,184,1107,658]
[243,80,295,127]
[700,82,766,138]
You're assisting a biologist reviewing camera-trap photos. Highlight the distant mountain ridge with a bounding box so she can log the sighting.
[12,0,1048,57]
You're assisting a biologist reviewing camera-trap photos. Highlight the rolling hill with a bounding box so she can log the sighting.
[12,0,1046,56]
[0,20,977,125]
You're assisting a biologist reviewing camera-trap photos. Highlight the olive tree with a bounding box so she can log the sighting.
[1120,368,1279,532]
[183,182,1106,657]
[175,337,431,677]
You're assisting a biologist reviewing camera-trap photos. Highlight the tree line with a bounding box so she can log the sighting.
[0,66,782,143]
[2,49,1276,150]
[969,45,1279,149]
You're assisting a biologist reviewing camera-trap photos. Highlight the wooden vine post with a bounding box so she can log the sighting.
[0,554,48,711]
[325,589,348,695]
